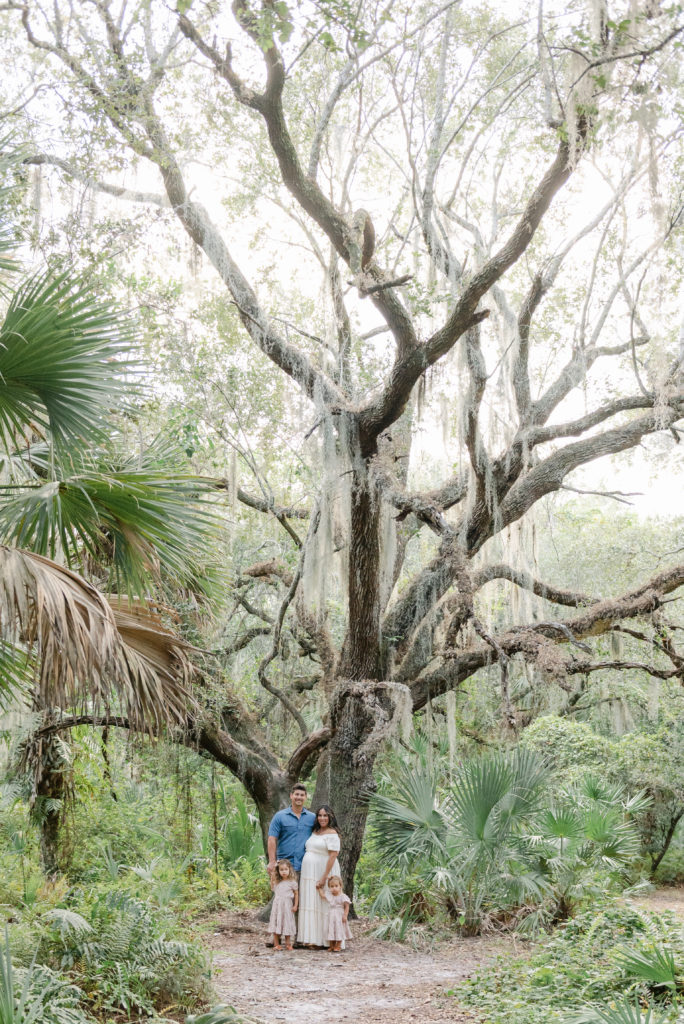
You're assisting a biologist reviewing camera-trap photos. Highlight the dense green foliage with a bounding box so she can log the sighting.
[0,733,269,1020]
[456,902,684,1024]
[368,744,647,936]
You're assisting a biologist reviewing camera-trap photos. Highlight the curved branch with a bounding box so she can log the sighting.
[257,510,321,735]
[530,393,656,444]
[22,154,169,206]
[567,659,684,681]
[357,129,584,447]
[230,486,310,519]
[218,626,271,656]
[29,712,287,807]
[499,405,683,534]
[178,8,418,358]
[472,564,595,607]
[286,726,332,780]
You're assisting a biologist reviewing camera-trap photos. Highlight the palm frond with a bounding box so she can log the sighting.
[370,763,447,864]
[567,995,670,1023]
[0,545,192,725]
[541,806,585,842]
[0,638,34,711]
[449,749,545,850]
[583,808,641,865]
[0,271,135,449]
[108,596,194,724]
[186,1007,261,1024]
[0,469,220,595]
[615,944,679,992]
[578,775,627,806]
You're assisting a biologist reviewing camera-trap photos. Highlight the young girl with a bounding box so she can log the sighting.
[319,875,352,952]
[268,859,298,951]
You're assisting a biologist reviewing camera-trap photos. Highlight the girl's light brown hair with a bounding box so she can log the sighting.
[327,875,342,888]
[277,859,295,880]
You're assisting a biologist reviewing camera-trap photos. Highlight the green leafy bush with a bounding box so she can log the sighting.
[369,749,644,935]
[0,931,91,1024]
[455,903,684,1024]
[42,891,210,1016]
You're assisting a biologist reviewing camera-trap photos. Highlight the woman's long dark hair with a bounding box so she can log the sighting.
[312,804,340,834]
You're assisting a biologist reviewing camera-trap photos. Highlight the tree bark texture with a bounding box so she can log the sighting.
[313,680,401,896]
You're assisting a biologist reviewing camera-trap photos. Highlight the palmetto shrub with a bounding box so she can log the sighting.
[370,749,646,935]
[569,1001,672,1024]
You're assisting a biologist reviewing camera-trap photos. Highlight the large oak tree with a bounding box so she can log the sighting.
[4,0,683,890]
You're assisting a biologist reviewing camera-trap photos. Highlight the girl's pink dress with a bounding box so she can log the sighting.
[268,878,298,937]
[325,892,352,942]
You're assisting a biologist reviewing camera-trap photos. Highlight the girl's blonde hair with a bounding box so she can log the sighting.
[276,858,295,879]
[327,875,343,888]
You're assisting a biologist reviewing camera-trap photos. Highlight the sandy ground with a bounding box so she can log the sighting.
[204,889,684,1024]
[205,911,507,1024]
[634,887,684,920]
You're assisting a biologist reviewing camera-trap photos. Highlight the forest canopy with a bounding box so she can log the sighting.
[0,0,682,902]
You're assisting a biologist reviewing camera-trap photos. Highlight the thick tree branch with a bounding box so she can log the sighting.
[357,130,583,447]
[566,659,684,681]
[30,712,288,813]
[178,9,418,359]
[218,625,272,655]
[529,394,658,444]
[411,562,684,708]
[22,154,169,206]
[286,726,332,780]
[233,487,310,520]
[498,406,683,536]
[472,564,594,607]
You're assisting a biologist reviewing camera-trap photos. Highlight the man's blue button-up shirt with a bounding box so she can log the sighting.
[268,807,316,871]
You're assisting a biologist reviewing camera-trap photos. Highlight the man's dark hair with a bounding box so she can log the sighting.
[290,783,307,794]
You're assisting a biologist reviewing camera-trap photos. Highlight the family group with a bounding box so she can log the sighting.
[266,783,352,952]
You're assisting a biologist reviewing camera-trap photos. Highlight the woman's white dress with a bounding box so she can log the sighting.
[297,831,342,947]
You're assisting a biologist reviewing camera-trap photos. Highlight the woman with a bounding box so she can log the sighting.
[297,805,343,949]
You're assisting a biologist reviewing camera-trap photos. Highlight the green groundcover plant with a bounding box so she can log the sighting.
[455,902,684,1024]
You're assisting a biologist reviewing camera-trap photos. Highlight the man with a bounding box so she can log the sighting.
[267,782,316,878]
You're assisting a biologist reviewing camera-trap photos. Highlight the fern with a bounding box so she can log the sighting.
[47,891,207,1015]
[42,912,92,942]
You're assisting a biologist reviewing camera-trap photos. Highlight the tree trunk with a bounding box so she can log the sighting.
[340,461,382,678]
[650,808,684,877]
[313,679,401,896]
[33,732,69,878]
[314,457,387,894]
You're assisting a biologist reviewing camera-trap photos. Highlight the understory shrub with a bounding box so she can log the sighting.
[455,902,684,1024]
[2,889,211,1020]
[369,749,646,935]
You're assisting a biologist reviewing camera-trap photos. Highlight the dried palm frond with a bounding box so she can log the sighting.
[0,545,193,727]
[109,596,195,725]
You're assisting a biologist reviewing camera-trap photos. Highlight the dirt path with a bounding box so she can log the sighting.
[205,911,506,1024]
[634,886,684,920]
